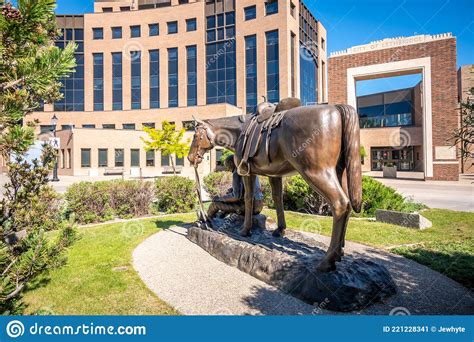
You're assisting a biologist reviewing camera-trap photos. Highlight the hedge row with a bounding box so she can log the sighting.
[203,172,425,217]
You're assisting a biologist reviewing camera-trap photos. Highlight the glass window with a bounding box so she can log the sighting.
[168,48,178,107]
[93,53,104,111]
[102,7,113,12]
[176,156,184,166]
[186,45,197,106]
[244,6,256,20]
[149,23,159,36]
[103,124,115,129]
[93,28,103,40]
[81,149,91,168]
[146,150,155,166]
[82,124,96,128]
[205,13,236,106]
[112,27,122,39]
[98,149,108,167]
[143,122,155,129]
[182,121,195,131]
[168,21,178,34]
[149,50,160,108]
[131,149,140,167]
[186,18,197,32]
[115,149,124,167]
[130,25,141,38]
[123,123,136,130]
[207,15,215,29]
[161,154,170,167]
[245,35,257,114]
[112,52,123,110]
[266,1,279,15]
[130,51,141,109]
[299,43,317,106]
[266,30,280,103]
[40,125,54,134]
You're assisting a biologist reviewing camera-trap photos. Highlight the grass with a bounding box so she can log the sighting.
[24,209,473,315]
[23,213,196,315]
[264,208,474,289]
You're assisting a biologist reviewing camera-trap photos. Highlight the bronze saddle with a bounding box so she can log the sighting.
[236,97,301,175]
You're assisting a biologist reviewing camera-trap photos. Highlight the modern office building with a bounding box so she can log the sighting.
[329,33,460,181]
[25,0,327,178]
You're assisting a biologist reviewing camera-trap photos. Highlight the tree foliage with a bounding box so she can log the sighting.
[0,0,77,314]
[141,121,190,175]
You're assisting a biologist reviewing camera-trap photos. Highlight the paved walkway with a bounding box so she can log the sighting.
[133,225,474,315]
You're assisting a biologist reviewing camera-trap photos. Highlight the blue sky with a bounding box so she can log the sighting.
[55,0,473,95]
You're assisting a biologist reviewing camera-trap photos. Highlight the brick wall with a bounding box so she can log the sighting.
[328,38,459,180]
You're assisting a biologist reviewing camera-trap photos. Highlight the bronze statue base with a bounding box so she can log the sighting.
[187,215,396,312]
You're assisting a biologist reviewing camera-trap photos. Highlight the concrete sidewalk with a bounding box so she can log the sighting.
[133,225,474,315]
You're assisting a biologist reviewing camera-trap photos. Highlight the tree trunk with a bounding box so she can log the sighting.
[170,155,176,176]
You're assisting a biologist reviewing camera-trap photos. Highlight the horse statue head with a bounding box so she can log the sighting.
[187,116,215,167]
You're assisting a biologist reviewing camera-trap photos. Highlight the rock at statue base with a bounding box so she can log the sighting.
[187,214,397,312]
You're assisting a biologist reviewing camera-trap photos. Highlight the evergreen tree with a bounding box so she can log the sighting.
[0,0,77,313]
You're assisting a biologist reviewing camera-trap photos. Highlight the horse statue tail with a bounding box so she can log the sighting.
[336,104,362,213]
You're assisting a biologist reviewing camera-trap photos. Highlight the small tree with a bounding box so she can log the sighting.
[452,87,473,173]
[141,121,190,175]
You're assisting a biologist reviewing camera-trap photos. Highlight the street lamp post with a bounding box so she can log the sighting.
[51,114,60,182]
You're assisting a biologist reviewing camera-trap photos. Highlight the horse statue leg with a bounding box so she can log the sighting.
[240,175,256,237]
[298,168,352,272]
[269,177,287,237]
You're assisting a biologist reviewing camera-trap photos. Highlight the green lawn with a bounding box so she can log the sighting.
[23,213,196,315]
[24,209,473,315]
[264,208,474,289]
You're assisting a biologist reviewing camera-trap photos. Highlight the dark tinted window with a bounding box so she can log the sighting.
[244,6,256,20]
[131,149,140,167]
[81,149,91,167]
[266,1,278,15]
[130,25,141,38]
[98,149,108,167]
[168,21,178,34]
[112,27,122,39]
[186,18,197,32]
[115,149,124,167]
[93,28,103,40]
[149,23,159,36]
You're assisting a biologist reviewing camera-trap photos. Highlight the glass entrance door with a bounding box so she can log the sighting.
[371,147,414,171]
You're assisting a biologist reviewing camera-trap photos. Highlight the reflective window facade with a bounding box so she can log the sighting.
[149,50,160,108]
[299,44,317,105]
[266,30,279,103]
[206,11,236,105]
[168,48,179,107]
[131,51,141,109]
[112,52,123,110]
[54,28,84,111]
[245,35,257,113]
[93,53,104,111]
[186,46,197,106]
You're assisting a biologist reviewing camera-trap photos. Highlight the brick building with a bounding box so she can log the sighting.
[457,64,474,174]
[328,33,459,181]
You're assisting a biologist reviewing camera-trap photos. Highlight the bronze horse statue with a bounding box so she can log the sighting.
[188,100,362,272]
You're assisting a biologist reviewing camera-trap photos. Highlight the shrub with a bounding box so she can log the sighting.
[65,180,156,224]
[64,182,113,224]
[108,180,155,219]
[360,176,425,216]
[155,176,196,214]
[283,175,330,215]
[203,171,233,198]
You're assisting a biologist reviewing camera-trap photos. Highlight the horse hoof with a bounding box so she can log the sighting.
[316,260,336,273]
[239,228,251,237]
[272,229,285,238]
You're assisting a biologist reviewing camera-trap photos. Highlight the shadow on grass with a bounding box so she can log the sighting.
[154,220,194,231]
[392,246,474,290]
